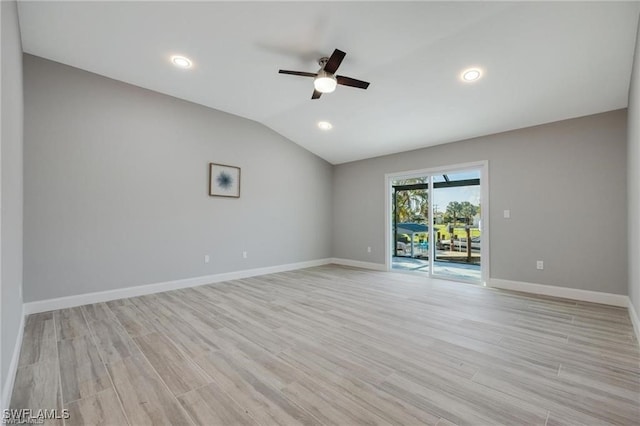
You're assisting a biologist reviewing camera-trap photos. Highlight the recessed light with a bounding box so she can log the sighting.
[461,68,482,82]
[317,121,333,131]
[171,55,192,69]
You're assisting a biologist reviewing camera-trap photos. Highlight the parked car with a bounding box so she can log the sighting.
[440,237,481,250]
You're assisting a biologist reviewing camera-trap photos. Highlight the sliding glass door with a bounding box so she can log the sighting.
[388,165,485,284]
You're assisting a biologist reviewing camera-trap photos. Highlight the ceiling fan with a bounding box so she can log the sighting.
[279,49,370,99]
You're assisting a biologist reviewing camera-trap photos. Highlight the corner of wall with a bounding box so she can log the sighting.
[0,306,24,413]
[627,12,640,326]
[1,0,25,410]
[628,298,640,343]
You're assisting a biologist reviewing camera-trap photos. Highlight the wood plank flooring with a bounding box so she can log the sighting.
[10,265,640,425]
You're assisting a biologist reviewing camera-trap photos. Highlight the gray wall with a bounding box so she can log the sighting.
[23,54,332,302]
[1,0,24,404]
[628,17,640,316]
[333,110,628,294]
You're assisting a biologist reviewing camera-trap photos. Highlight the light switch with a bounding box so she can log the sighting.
[503,210,511,219]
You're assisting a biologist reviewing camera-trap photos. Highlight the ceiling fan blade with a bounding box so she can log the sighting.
[311,90,322,100]
[323,49,346,74]
[336,75,370,90]
[279,70,317,78]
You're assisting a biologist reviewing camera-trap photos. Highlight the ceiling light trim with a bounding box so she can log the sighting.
[461,67,482,82]
[171,55,193,69]
[317,121,333,131]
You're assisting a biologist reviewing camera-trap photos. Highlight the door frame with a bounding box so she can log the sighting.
[384,160,490,285]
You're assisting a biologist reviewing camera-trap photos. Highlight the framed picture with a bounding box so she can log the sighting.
[209,163,241,198]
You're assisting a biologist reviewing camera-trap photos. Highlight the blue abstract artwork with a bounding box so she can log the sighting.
[216,171,233,189]
[209,163,240,198]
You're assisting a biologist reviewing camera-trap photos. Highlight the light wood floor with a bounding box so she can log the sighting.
[10,265,640,425]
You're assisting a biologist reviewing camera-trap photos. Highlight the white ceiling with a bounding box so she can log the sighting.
[17,1,640,164]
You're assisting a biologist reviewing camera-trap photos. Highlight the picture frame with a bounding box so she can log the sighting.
[209,163,241,198]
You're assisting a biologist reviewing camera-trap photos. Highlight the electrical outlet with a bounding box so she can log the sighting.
[243,251,248,259]
[367,246,372,253]
[504,210,511,219]
[536,260,544,270]
[204,255,210,264]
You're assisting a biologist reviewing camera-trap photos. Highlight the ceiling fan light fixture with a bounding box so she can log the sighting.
[279,49,369,99]
[314,71,337,93]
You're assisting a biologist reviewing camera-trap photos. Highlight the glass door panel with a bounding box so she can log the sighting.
[431,170,482,282]
[391,178,429,274]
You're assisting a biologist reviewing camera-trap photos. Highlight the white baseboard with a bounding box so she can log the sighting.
[489,278,629,307]
[628,300,640,343]
[24,258,333,315]
[1,305,25,413]
[330,258,387,271]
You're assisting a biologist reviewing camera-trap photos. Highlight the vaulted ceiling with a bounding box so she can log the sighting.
[17,1,640,164]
